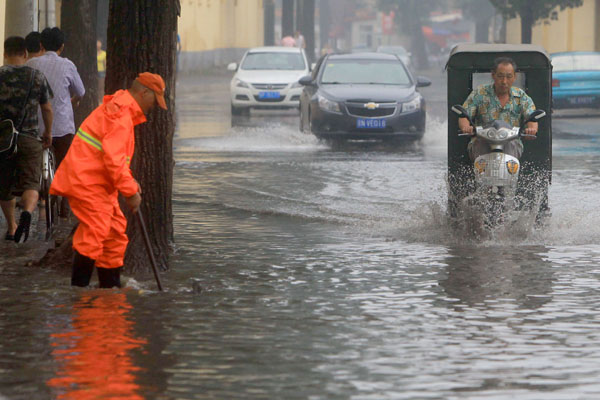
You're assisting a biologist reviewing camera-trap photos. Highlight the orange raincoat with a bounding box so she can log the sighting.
[50,90,146,269]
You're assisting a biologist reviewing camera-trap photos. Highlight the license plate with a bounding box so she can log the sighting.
[258,91,281,99]
[356,118,386,129]
[567,96,594,105]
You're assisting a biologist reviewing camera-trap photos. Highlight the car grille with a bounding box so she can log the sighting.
[253,95,285,102]
[252,83,288,90]
[345,102,397,118]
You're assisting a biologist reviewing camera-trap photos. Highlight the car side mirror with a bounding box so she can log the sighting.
[416,76,431,88]
[526,109,546,122]
[227,62,238,72]
[298,75,315,86]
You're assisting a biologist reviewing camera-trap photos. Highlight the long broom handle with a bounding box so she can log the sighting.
[136,208,164,291]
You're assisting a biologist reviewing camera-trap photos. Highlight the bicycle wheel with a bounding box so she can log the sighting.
[42,149,57,240]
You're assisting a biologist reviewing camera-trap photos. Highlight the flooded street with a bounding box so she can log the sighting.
[3,70,600,399]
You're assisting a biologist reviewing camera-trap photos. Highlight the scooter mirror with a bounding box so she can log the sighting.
[528,109,546,121]
[451,104,468,117]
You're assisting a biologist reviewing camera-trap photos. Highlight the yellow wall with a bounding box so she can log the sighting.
[506,0,597,52]
[178,0,264,52]
[0,0,5,61]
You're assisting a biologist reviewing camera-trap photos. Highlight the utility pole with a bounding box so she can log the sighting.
[5,0,37,37]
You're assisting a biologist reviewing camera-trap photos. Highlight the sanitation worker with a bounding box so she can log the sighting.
[50,72,167,288]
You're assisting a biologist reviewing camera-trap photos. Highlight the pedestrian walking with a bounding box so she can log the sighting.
[97,39,106,102]
[294,30,305,49]
[0,36,53,243]
[25,31,44,60]
[50,72,167,289]
[27,27,85,217]
[27,27,85,168]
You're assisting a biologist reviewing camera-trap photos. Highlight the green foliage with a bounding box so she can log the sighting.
[489,0,583,23]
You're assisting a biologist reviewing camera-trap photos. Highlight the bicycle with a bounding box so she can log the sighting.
[40,148,58,240]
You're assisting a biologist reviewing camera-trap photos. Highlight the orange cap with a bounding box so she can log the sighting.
[136,72,167,110]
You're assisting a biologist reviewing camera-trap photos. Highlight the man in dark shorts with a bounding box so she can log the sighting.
[0,36,53,243]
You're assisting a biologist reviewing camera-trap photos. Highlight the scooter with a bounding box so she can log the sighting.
[451,105,546,228]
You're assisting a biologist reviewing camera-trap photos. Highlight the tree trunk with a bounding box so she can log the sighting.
[475,19,489,43]
[61,0,99,128]
[295,0,303,37]
[106,0,179,274]
[520,3,533,44]
[319,0,331,53]
[264,0,275,46]
[301,0,315,63]
[282,0,295,38]
[410,0,429,70]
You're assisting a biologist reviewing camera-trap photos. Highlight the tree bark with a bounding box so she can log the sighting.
[61,0,99,128]
[282,0,295,38]
[106,0,179,274]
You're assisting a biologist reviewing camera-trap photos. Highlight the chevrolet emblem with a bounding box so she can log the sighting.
[364,102,379,110]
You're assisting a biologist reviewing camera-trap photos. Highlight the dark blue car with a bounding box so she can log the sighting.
[551,51,600,109]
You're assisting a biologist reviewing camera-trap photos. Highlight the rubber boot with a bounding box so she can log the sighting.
[97,267,122,289]
[71,251,95,287]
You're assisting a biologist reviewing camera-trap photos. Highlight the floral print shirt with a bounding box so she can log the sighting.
[462,83,536,128]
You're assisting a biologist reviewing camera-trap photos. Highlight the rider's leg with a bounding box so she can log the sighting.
[504,139,524,159]
[468,137,491,161]
[0,199,17,237]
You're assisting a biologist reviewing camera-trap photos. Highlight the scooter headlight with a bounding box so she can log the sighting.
[474,159,487,173]
[506,160,519,175]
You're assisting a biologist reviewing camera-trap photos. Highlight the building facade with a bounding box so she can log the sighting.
[505,0,600,53]
[178,0,265,72]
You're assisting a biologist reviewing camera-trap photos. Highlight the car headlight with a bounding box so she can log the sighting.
[291,81,303,88]
[235,78,249,88]
[402,96,421,112]
[318,94,341,113]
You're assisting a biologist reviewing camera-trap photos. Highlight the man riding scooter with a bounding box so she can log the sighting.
[458,57,539,159]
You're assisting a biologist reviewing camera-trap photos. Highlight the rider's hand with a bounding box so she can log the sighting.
[42,133,52,149]
[523,121,538,140]
[458,118,473,134]
[126,192,142,213]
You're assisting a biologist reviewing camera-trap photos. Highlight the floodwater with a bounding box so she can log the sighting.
[3,71,600,399]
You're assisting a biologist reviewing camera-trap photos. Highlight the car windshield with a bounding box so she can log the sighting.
[241,52,306,70]
[320,60,411,85]
[552,54,600,72]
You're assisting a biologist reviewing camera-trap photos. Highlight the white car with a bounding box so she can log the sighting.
[228,46,310,115]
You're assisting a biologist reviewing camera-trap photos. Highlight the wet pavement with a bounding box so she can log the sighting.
[3,69,600,399]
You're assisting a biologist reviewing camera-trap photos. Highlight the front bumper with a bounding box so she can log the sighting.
[231,84,302,109]
[310,104,426,140]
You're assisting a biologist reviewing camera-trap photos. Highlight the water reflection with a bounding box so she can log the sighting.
[440,246,554,309]
[47,291,146,399]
